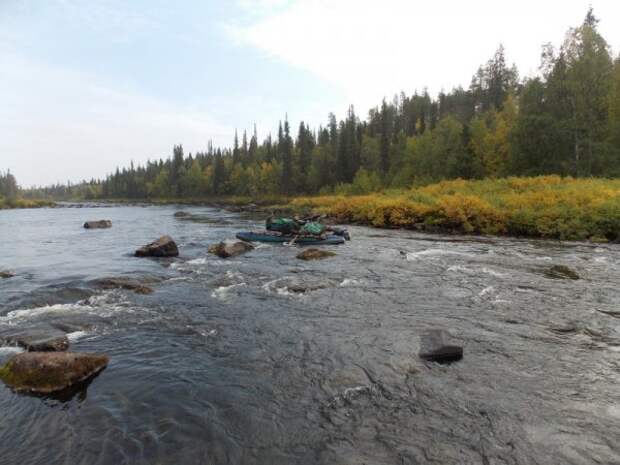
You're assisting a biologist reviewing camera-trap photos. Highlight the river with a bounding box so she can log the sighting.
[0,205,618,465]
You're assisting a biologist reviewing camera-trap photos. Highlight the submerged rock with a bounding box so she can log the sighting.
[208,240,254,258]
[173,211,191,218]
[0,352,108,393]
[419,330,463,363]
[2,328,69,352]
[93,277,154,294]
[83,220,112,229]
[544,265,580,280]
[0,271,15,279]
[135,235,179,257]
[297,248,336,261]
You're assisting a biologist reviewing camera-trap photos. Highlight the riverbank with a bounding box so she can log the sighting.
[285,176,620,242]
[27,176,620,241]
[0,198,55,210]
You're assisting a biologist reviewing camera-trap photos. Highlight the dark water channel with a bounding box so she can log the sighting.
[0,205,618,465]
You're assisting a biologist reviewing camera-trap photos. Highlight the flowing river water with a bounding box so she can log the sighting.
[0,205,619,465]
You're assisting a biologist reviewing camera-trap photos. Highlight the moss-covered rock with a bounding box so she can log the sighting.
[0,270,15,279]
[0,352,109,393]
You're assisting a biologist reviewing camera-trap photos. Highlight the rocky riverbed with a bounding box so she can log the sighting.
[0,205,619,464]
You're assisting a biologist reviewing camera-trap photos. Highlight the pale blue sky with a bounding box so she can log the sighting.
[1,0,619,186]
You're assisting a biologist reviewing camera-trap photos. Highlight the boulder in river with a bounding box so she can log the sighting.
[419,329,463,363]
[173,211,191,218]
[208,240,254,258]
[83,220,112,229]
[93,277,154,294]
[297,248,336,261]
[2,327,69,352]
[544,265,580,280]
[0,271,15,279]
[135,235,179,257]
[0,352,109,393]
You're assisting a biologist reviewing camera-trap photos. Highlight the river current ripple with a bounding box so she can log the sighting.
[0,205,618,465]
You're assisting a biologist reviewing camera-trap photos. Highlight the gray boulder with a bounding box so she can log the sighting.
[174,211,191,218]
[419,330,463,363]
[83,220,112,229]
[135,235,179,257]
[208,240,254,258]
[0,352,109,393]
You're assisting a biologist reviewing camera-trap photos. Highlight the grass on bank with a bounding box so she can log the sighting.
[285,176,620,241]
[0,197,55,210]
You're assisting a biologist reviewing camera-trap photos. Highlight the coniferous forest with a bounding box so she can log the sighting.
[20,10,620,202]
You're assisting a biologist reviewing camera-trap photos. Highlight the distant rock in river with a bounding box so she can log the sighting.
[0,271,15,279]
[544,265,580,280]
[297,248,336,261]
[135,235,179,257]
[83,220,112,229]
[0,352,109,394]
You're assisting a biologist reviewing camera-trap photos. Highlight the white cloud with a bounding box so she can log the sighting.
[0,53,233,187]
[229,0,620,114]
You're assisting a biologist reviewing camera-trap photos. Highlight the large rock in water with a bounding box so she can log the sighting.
[0,271,15,279]
[83,220,112,229]
[419,330,463,363]
[135,235,179,257]
[208,240,254,258]
[297,248,336,261]
[0,352,109,393]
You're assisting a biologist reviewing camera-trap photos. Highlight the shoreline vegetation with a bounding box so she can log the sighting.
[14,176,620,243]
[0,197,54,210]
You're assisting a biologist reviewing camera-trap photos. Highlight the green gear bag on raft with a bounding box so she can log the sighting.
[301,221,326,235]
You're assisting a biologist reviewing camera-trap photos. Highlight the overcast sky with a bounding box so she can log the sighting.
[1,0,619,187]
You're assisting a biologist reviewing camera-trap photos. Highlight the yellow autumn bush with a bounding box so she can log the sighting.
[284,176,620,241]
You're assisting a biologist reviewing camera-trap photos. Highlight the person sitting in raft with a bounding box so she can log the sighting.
[265,215,301,235]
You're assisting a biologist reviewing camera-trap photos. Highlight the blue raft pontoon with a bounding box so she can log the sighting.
[236,231,346,246]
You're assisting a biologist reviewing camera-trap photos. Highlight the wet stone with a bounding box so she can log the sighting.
[83,220,112,229]
[0,271,15,279]
[135,235,179,257]
[209,240,254,258]
[174,211,191,218]
[0,352,108,394]
[544,265,580,280]
[92,277,154,294]
[419,329,463,363]
[1,327,70,352]
[297,248,336,261]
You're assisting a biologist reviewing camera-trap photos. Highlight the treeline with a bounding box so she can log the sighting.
[0,171,18,199]
[25,9,620,201]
